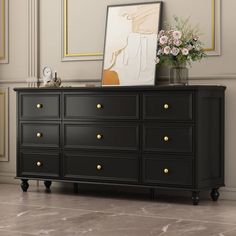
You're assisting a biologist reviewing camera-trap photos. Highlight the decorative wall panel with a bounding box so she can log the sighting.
[62,0,221,62]
[164,0,221,56]
[0,0,8,63]
[0,88,8,161]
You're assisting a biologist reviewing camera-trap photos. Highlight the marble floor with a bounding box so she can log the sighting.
[0,184,236,236]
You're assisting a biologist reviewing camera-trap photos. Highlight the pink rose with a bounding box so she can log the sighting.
[173,31,182,39]
[182,48,189,55]
[171,47,180,56]
[159,36,168,45]
[164,46,171,55]
[174,39,182,47]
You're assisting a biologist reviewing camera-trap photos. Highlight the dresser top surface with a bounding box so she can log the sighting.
[14,85,226,92]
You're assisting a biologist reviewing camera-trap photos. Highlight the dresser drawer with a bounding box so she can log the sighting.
[143,92,193,120]
[18,150,60,178]
[64,93,139,119]
[20,93,60,120]
[64,123,139,151]
[143,124,193,153]
[20,123,60,148]
[143,156,193,186]
[63,152,138,183]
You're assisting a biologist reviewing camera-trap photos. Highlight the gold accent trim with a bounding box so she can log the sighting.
[0,92,5,157]
[63,0,103,58]
[63,0,216,56]
[204,0,216,52]
[0,0,5,60]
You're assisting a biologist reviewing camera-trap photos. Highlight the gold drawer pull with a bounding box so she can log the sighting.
[97,164,102,170]
[96,104,102,109]
[163,104,169,109]
[97,134,103,140]
[36,104,43,109]
[37,132,43,138]
[36,161,42,167]
[164,168,169,174]
[163,136,169,142]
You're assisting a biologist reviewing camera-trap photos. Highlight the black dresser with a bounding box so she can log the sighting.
[14,85,226,205]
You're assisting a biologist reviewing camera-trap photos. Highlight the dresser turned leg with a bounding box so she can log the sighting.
[21,180,29,192]
[150,188,155,200]
[210,188,220,201]
[192,191,200,205]
[44,181,52,193]
[73,183,79,193]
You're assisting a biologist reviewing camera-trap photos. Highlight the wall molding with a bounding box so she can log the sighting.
[205,0,221,56]
[0,74,235,85]
[61,0,103,61]
[220,187,236,201]
[0,87,8,162]
[26,0,39,87]
[0,79,28,84]
[0,0,9,64]
[0,172,17,184]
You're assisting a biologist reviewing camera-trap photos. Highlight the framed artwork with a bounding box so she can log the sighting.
[102,2,162,86]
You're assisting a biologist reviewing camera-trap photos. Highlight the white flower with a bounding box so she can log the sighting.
[164,46,171,55]
[157,49,163,55]
[159,36,168,45]
[173,30,182,39]
[171,47,180,56]
[193,35,199,41]
[155,57,160,64]
[182,48,189,55]
[174,39,182,47]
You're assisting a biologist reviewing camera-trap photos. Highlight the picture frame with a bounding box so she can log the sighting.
[101,1,162,86]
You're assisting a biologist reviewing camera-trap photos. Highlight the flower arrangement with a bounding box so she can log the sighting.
[156,17,206,67]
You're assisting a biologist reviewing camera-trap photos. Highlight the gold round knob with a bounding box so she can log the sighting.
[96,104,102,109]
[164,168,169,174]
[164,104,169,109]
[97,134,102,140]
[163,136,169,142]
[36,161,42,167]
[36,104,43,109]
[36,132,42,138]
[97,164,102,170]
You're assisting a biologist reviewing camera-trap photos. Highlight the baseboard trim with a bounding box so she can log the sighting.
[220,187,236,200]
[0,74,236,85]
[0,172,17,184]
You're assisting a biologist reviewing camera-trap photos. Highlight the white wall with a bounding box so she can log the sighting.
[0,0,236,199]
